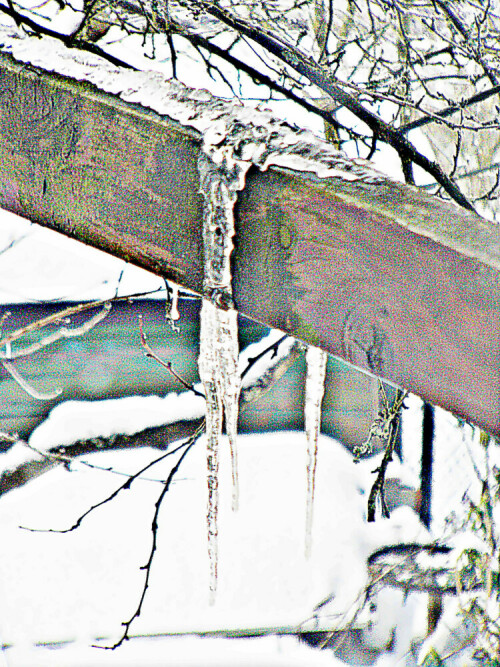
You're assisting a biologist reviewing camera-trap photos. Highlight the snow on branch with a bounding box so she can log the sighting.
[367,543,482,595]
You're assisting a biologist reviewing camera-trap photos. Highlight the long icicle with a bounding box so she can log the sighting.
[304,345,328,558]
[197,153,243,602]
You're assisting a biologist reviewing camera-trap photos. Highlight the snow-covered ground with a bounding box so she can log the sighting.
[0,426,428,662]
[0,340,492,666]
[0,210,165,304]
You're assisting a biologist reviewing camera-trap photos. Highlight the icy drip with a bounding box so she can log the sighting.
[197,152,249,602]
[304,345,328,558]
[165,281,180,322]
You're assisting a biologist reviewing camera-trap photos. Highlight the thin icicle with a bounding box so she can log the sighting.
[304,345,328,558]
[217,306,240,512]
[199,301,240,512]
[197,152,246,601]
[165,280,180,328]
[198,303,222,604]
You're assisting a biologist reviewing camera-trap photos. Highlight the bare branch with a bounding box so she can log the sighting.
[188,1,476,210]
[0,300,111,350]
[95,422,205,650]
[400,84,500,133]
[139,314,205,398]
[0,418,204,498]
[19,436,202,534]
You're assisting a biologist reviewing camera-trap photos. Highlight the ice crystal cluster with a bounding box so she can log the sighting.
[0,27,389,596]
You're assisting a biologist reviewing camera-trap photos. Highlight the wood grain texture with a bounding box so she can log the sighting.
[0,50,499,435]
[235,171,500,434]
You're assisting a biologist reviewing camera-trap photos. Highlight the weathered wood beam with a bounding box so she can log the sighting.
[0,48,499,435]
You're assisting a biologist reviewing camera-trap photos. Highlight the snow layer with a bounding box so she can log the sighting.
[25,330,297,452]
[0,209,164,303]
[0,26,387,187]
[4,635,343,667]
[29,390,206,450]
[0,431,428,649]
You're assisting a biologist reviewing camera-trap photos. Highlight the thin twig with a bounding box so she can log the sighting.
[95,421,205,650]
[139,314,205,398]
[19,438,199,534]
[192,0,476,210]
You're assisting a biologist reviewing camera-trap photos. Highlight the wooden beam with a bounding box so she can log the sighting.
[0,48,499,435]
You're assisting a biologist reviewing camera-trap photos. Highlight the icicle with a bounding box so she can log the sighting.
[164,280,180,331]
[166,281,180,322]
[199,301,240,510]
[197,151,245,602]
[198,302,222,605]
[304,345,328,558]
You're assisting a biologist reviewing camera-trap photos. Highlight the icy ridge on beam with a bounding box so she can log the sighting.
[1,22,499,279]
[0,26,387,186]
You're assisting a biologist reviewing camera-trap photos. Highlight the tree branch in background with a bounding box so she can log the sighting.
[432,0,499,88]
[0,332,302,498]
[0,300,112,353]
[167,22,349,136]
[0,418,205,497]
[352,384,408,522]
[2,0,491,211]
[189,1,475,210]
[400,84,500,133]
[1,359,61,400]
[0,2,134,69]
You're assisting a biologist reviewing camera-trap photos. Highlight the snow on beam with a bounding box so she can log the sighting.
[0,40,499,436]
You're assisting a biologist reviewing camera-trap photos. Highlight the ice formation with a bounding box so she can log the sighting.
[165,280,180,328]
[197,147,249,601]
[304,346,327,558]
[0,28,388,599]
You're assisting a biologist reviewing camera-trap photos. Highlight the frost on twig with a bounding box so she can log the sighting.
[139,313,205,398]
[356,383,408,522]
[1,359,61,400]
[0,300,111,358]
[304,345,327,558]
